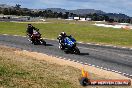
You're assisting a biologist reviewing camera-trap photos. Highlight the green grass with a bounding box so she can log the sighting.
[0,20,132,47]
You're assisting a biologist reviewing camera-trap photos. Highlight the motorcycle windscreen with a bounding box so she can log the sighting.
[70,37,76,42]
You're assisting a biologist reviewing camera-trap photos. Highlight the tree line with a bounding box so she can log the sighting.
[0,4,69,19]
[0,4,132,23]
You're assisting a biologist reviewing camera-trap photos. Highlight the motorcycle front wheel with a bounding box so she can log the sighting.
[73,47,80,54]
[40,39,46,46]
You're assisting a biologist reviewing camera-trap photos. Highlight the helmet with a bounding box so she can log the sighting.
[28,24,32,27]
[61,32,66,37]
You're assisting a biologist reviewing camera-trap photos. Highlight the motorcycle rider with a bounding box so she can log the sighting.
[26,24,40,43]
[26,24,46,45]
[57,32,72,48]
[26,24,36,37]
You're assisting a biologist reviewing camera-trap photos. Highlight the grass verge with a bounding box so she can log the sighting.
[0,45,131,88]
[0,46,82,88]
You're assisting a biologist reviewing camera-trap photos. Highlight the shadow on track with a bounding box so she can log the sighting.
[46,44,54,46]
[79,53,89,56]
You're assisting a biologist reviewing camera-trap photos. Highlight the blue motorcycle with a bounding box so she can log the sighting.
[58,36,80,54]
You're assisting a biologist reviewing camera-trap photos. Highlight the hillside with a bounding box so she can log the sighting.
[0,4,131,19]
[46,8,105,14]
[45,8,131,19]
[105,13,130,19]
[0,4,12,8]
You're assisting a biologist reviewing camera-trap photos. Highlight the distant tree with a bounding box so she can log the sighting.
[63,12,69,19]
[103,15,109,21]
[108,19,114,23]
[46,10,54,18]
[98,15,104,21]
[58,12,63,18]
[62,12,69,19]
[73,14,78,17]
[86,14,91,18]
[126,19,131,23]
[38,11,43,17]
[0,7,2,14]
[3,8,9,15]
[70,13,73,17]
[15,4,21,9]
[53,12,58,18]
[92,13,98,21]
[130,18,132,24]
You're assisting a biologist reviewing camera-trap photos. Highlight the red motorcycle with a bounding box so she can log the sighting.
[27,30,46,45]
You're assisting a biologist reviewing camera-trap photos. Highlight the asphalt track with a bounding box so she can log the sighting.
[0,34,132,78]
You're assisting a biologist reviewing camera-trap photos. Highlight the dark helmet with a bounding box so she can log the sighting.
[60,32,66,37]
[28,24,32,27]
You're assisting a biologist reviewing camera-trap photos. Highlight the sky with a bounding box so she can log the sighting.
[1,0,132,16]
